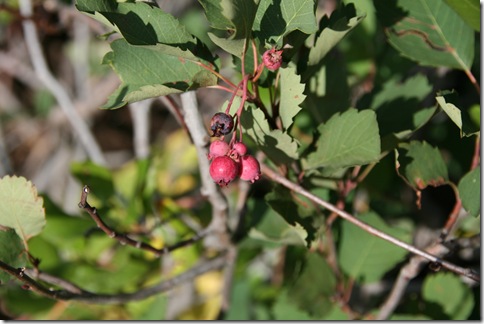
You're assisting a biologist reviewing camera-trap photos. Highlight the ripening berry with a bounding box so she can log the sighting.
[262,48,283,71]
[229,142,247,161]
[240,155,261,183]
[210,112,234,137]
[208,140,230,160]
[209,156,240,186]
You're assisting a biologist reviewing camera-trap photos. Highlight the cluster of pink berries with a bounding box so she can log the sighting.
[207,113,261,186]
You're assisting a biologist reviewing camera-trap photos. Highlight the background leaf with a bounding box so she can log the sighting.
[395,140,449,190]
[380,0,474,70]
[0,229,27,283]
[305,108,381,169]
[338,212,411,283]
[0,176,45,246]
[458,167,480,217]
[359,74,435,140]
[422,272,475,319]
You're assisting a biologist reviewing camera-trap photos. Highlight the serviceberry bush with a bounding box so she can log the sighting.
[0,0,480,320]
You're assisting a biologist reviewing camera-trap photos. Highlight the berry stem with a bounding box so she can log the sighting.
[195,61,238,90]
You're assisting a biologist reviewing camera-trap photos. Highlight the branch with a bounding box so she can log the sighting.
[19,0,106,166]
[179,92,230,251]
[260,163,480,283]
[0,256,226,304]
[78,186,208,257]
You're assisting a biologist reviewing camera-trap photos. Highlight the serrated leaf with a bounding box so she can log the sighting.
[265,186,315,246]
[458,167,480,217]
[279,66,305,129]
[308,3,365,66]
[436,91,480,137]
[102,39,217,109]
[395,140,449,190]
[366,74,435,139]
[339,212,411,283]
[200,0,258,56]
[253,0,318,47]
[305,108,381,169]
[383,0,474,70]
[0,176,45,246]
[444,0,480,31]
[0,229,27,283]
[240,104,299,165]
[423,272,474,319]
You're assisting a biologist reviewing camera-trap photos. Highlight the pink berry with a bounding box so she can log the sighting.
[210,112,234,137]
[262,48,283,71]
[208,140,230,160]
[240,155,261,183]
[229,142,247,161]
[209,156,240,186]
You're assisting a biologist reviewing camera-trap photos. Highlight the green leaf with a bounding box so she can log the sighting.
[70,161,115,203]
[305,108,381,169]
[264,185,316,246]
[240,104,299,165]
[423,272,475,319]
[253,0,318,47]
[443,0,480,31]
[287,253,336,317]
[272,289,314,320]
[365,74,435,139]
[458,167,480,217]
[0,229,27,283]
[383,0,474,70]
[436,91,480,137]
[199,0,258,39]
[200,0,258,56]
[0,176,45,246]
[395,140,449,190]
[279,66,306,129]
[307,3,365,66]
[102,39,217,109]
[339,212,411,283]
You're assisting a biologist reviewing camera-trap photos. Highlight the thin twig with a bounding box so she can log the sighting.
[260,163,480,282]
[19,0,106,166]
[0,256,226,304]
[78,186,208,257]
[129,99,153,160]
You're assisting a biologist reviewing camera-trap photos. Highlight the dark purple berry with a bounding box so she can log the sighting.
[210,112,234,137]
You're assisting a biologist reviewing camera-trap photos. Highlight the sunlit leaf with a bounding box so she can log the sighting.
[443,0,480,31]
[306,108,381,169]
[436,91,480,137]
[253,0,318,47]
[279,66,306,130]
[0,176,45,246]
[395,140,449,190]
[308,3,365,66]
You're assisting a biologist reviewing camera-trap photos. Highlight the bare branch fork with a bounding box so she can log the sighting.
[78,185,208,257]
[260,163,480,283]
[0,255,226,304]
